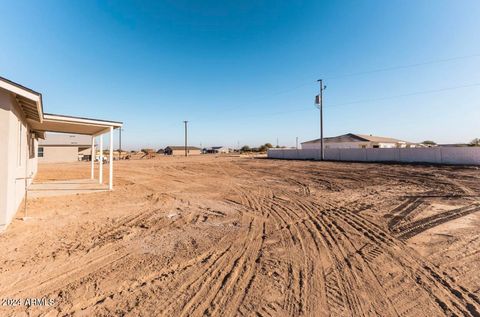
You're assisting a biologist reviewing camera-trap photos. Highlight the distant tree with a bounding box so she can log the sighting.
[470,138,480,146]
[264,143,273,148]
[421,140,436,146]
[141,148,154,154]
[258,145,268,152]
[240,145,251,152]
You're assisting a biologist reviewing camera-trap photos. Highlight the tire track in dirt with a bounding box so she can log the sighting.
[9,158,480,317]
[268,199,315,316]
[395,204,480,240]
[59,247,232,315]
[331,205,480,316]
[212,161,308,315]
[387,197,426,231]
[228,161,323,316]
[247,158,480,316]
[137,159,480,317]
[291,197,399,316]
[228,161,451,316]
[146,161,270,317]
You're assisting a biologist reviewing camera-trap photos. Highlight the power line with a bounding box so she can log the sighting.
[122,53,480,134]
[192,81,480,123]
[182,53,480,122]
[328,82,480,108]
[124,80,480,134]
[325,53,480,80]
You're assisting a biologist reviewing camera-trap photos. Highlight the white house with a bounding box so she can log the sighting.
[0,76,122,231]
[301,133,416,149]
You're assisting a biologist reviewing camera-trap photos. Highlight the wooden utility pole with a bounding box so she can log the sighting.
[316,79,326,161]
[183,121,188,157]
[119,128,123,160]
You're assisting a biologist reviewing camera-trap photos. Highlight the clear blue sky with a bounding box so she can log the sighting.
[1,0,479,149]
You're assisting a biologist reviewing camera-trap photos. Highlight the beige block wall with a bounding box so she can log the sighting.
[171,149,202,156]
[39,146,80,163]
[0,88,38,231]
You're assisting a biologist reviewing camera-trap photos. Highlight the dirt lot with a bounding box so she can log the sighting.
[1,156,480,316]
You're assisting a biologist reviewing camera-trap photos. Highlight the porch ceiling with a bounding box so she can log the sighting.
[29,113,123,136]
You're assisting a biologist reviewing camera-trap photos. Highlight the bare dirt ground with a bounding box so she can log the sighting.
[1,156,480,317]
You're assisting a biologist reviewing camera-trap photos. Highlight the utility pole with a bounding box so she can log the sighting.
[276,137,279,148]
[296,137,299,150]
[183,120,188,157]
[119,128,123,160]
[315,79,326,161]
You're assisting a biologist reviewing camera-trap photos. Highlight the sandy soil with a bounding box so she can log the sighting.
[1,156,480,316]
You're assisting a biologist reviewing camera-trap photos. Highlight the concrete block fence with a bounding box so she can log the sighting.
[267,147,480,165]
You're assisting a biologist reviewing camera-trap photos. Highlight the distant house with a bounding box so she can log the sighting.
[203,146,231,154]
[164,146,202,156]
[38,133,93,163]
[301,133,417,149]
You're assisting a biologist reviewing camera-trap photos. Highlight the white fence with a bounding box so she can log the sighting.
[267,147,480,165]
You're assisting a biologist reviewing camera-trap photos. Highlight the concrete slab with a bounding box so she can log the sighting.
[28,179,108,198]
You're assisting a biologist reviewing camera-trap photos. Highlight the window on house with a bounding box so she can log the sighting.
[38,147,44,158]
[373,145,380,148]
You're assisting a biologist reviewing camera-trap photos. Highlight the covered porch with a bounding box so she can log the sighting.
[29,113,123,191]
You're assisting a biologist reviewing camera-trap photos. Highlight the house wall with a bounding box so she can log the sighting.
[377,143,396,148]
[0,88,38,231]
[302,141,368,149]
[0,90,10,230]
[267,148,480,165]
[38,146,80,163]
[171,149,201,156]
[302,141,399,149]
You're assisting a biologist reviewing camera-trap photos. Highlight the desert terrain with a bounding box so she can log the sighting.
[0,156,480,317]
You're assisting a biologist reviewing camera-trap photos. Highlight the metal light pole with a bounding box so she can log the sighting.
[315,79,326,161]
[183,121,188,157]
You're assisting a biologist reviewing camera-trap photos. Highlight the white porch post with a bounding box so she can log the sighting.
[90,136,95,179]
[99,134,103,184]
[109,126,113,190]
